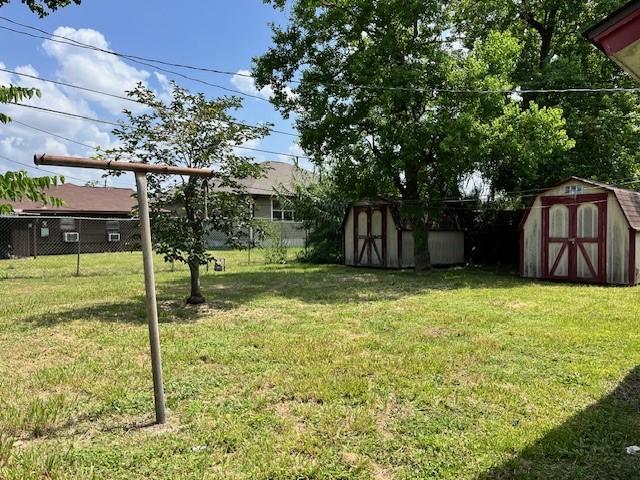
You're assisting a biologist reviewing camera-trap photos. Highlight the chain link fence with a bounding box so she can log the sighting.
[0,215,144,278]
[0,215,306,278]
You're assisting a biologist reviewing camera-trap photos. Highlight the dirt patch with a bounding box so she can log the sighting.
[423,326,454,338]
[489,299,530,309]
[371,461,393,480]
[273,401,306,434]
[341,452,393,480]
[376,398,414,441]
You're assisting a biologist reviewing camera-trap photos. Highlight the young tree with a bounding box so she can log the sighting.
[108,82,268,304]
[255,0,572,270]
[0,170,63,213]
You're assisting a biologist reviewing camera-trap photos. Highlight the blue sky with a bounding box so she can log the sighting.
[0,0,304,188]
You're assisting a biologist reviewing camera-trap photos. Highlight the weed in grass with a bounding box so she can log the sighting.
[0,435,14,468]
[0,395,66,438]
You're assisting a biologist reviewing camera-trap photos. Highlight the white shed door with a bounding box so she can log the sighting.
[543,194,606,283]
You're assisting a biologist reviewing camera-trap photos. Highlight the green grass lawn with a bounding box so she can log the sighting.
[0,251,639,479]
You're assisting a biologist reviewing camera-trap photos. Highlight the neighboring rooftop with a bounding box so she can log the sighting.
[9,183,137,216]
[234,161,314,196]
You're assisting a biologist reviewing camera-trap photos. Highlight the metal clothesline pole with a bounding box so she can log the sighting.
[35,154,216,425]
[135,171,166,424]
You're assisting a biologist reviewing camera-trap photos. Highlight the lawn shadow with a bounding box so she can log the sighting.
[187,264,532,306]
[20,265,577,327]
[478,366,640,479]
[22,297,236,327]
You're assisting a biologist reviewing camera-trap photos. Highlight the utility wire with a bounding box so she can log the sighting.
[1,67,300,138]
[10,119,102,151]
[1,16,639,96]
[13,116,307,166]
[0,153,131,186]
[10,102,121,126]
[0,23,271,103]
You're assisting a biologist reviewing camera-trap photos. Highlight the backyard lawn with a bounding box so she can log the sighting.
[0,251,639,479]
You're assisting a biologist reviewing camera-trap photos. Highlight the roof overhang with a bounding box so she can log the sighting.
[585,0,640,81]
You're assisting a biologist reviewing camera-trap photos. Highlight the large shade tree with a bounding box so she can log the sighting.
[108,83,268,304]
[0,0,80,16]
[254,0,573,270]
[455,0,640,193]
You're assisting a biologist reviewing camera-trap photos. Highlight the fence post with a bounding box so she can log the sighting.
[32,220,38,259]
[76,219,82,276]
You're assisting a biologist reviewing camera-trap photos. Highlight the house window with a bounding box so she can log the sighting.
[272,198,295,222]
[59,218,75,231]
[106,220,120,232]
[565,185,584,195]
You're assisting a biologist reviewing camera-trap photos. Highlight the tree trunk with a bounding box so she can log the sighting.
[187,260,205,305]
[413,217,432,272]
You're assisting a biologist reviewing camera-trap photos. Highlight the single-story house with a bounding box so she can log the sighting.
[1,183,138,258]
[342,199,465,269]
[207,161,312,248]
[520,177,640,285]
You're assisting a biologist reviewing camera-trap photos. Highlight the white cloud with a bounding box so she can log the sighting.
[231,69,274,100]
[42,27,151,115]
[278,143,306,162]
[231,69,296,101]
[154,72,173,104]
[233,137,264,161]
[0,63,130,187]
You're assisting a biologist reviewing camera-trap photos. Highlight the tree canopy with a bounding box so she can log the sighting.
[255,0,573,269]
[455,0,640,192]
[107,82,268,304]
[0,0,80,17]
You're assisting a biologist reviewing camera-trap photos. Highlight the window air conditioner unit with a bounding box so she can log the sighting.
[63,232,79,243]
[108,232,121,242]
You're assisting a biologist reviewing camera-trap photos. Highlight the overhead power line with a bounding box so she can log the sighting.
[0,22,271,103]
[0,67,300,138]
[1,16,638,97]
[10,102,121,126]
[11,119,101,151]
[8,106,310,162]
[0,153,131,186]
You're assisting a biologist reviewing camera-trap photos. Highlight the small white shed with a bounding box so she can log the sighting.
[342,199,465,269]
[521,177,640,285]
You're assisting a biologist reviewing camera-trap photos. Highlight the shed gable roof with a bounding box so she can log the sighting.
[521,176,640,231]
[571,176,640,230]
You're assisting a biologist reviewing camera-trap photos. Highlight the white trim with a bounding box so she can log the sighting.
[270,197,296,222]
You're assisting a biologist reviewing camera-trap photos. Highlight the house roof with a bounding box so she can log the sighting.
[9,183,137,215]
[236,161,314,196]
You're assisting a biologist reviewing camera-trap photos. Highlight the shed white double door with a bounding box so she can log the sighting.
[542,194,607,283]
[354,206,387,267]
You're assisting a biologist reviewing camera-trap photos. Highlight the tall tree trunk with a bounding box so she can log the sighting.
[403,165,432,272]
[413,216,431,272]
[187,260,205,305]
